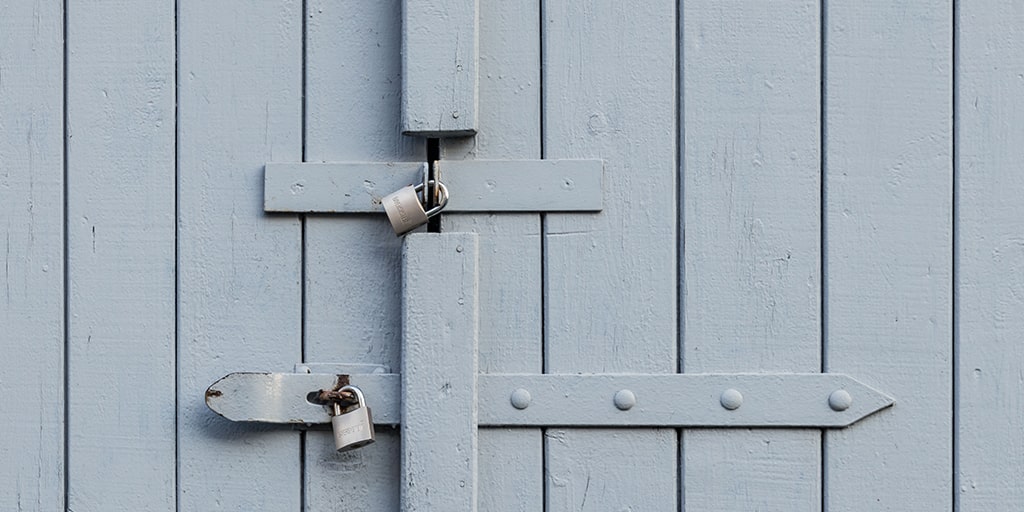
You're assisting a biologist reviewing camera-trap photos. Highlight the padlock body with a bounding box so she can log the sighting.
[332,405,375,452]
[382,185,429,235]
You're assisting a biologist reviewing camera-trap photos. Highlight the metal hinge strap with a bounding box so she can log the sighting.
[206,370,893,428]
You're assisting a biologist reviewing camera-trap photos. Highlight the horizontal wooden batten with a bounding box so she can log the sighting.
[263,160,604,213]
[206,371,893,428]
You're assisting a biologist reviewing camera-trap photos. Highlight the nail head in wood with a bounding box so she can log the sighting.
[720,389,743,410]
[510,388,532,410]
[828,389,853,412]
[613,389,637,411]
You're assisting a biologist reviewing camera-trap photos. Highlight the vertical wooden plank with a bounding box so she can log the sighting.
[681,2,822,510]
[303,0,421,509]
[441,0,543,509]
[177,2,302,509]
[402,0,478,136]
[401,233,479,512]
[542,0,677,509]
[824,1,952,510]
[956,2,1024,509]
[0,1,65,509]
[65,1,176,508]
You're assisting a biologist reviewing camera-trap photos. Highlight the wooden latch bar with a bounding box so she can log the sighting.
[402,0,479,136]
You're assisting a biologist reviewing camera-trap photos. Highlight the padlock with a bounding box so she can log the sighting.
[382,180,449,236]
[330,385,376,452]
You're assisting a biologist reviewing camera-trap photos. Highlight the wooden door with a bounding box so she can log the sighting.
[5,0,1023,511]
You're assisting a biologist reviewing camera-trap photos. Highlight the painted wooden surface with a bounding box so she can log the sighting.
[2,2,1020,511]
[440,0,544,508]
[402,0,478,135]
[177,2,303,510]
[956,1,1024,509]
[824,1,953,510]
[542,0,679,510]
[682,1,822,510]
[65,0,176,509]
[0,2,65,510]
[264,159,602,213]
[402,233,479,511]
[303,0,419,509]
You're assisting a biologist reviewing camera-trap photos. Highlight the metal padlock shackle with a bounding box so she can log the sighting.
[414,180,449,215]
[333,384,367,413]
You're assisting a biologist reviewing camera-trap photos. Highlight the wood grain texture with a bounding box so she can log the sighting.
[402,0,478,135]
[303,0,421,508]
[0,1,65,510]
[401,233,479,512]
[681,2,822,510]
[542,0,678,509]
[65,1,176,509]
[441,1,543,508]
[956,2,1024,509]
[824,1,952,509]
[177,2,302,509]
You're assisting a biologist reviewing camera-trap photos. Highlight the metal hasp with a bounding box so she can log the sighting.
[206,371,894,428]
[402,0,478,136]
[263,160,604,214]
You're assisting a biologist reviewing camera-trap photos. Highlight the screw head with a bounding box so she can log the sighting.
[829,389,853,411]
[720,388,743,410]
[510,388,532,410]
[613,389,636,411]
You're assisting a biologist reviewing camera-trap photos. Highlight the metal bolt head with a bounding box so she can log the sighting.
[510,388,532,410]
[613,389,636,411]
[829,389,853,411]
[720,388,743,410]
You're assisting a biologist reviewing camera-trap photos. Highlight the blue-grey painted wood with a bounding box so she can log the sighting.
[303,0,419,508]
[0,4,998,510]
[681,2,822,510]
[177,2,303,509]
[303,0,420,379]
[402,0,478,136]
[956,2,1024,509]
[441,1,543,509]
[264,159,603,213]
[66,1,176,508]
[401,233,479,512]
[0,2,65,509]
[824,2,952,509]
[542,0,678,509]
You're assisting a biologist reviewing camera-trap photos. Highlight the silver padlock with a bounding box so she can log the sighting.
[382,180,449,236]
[331,385,376,452]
